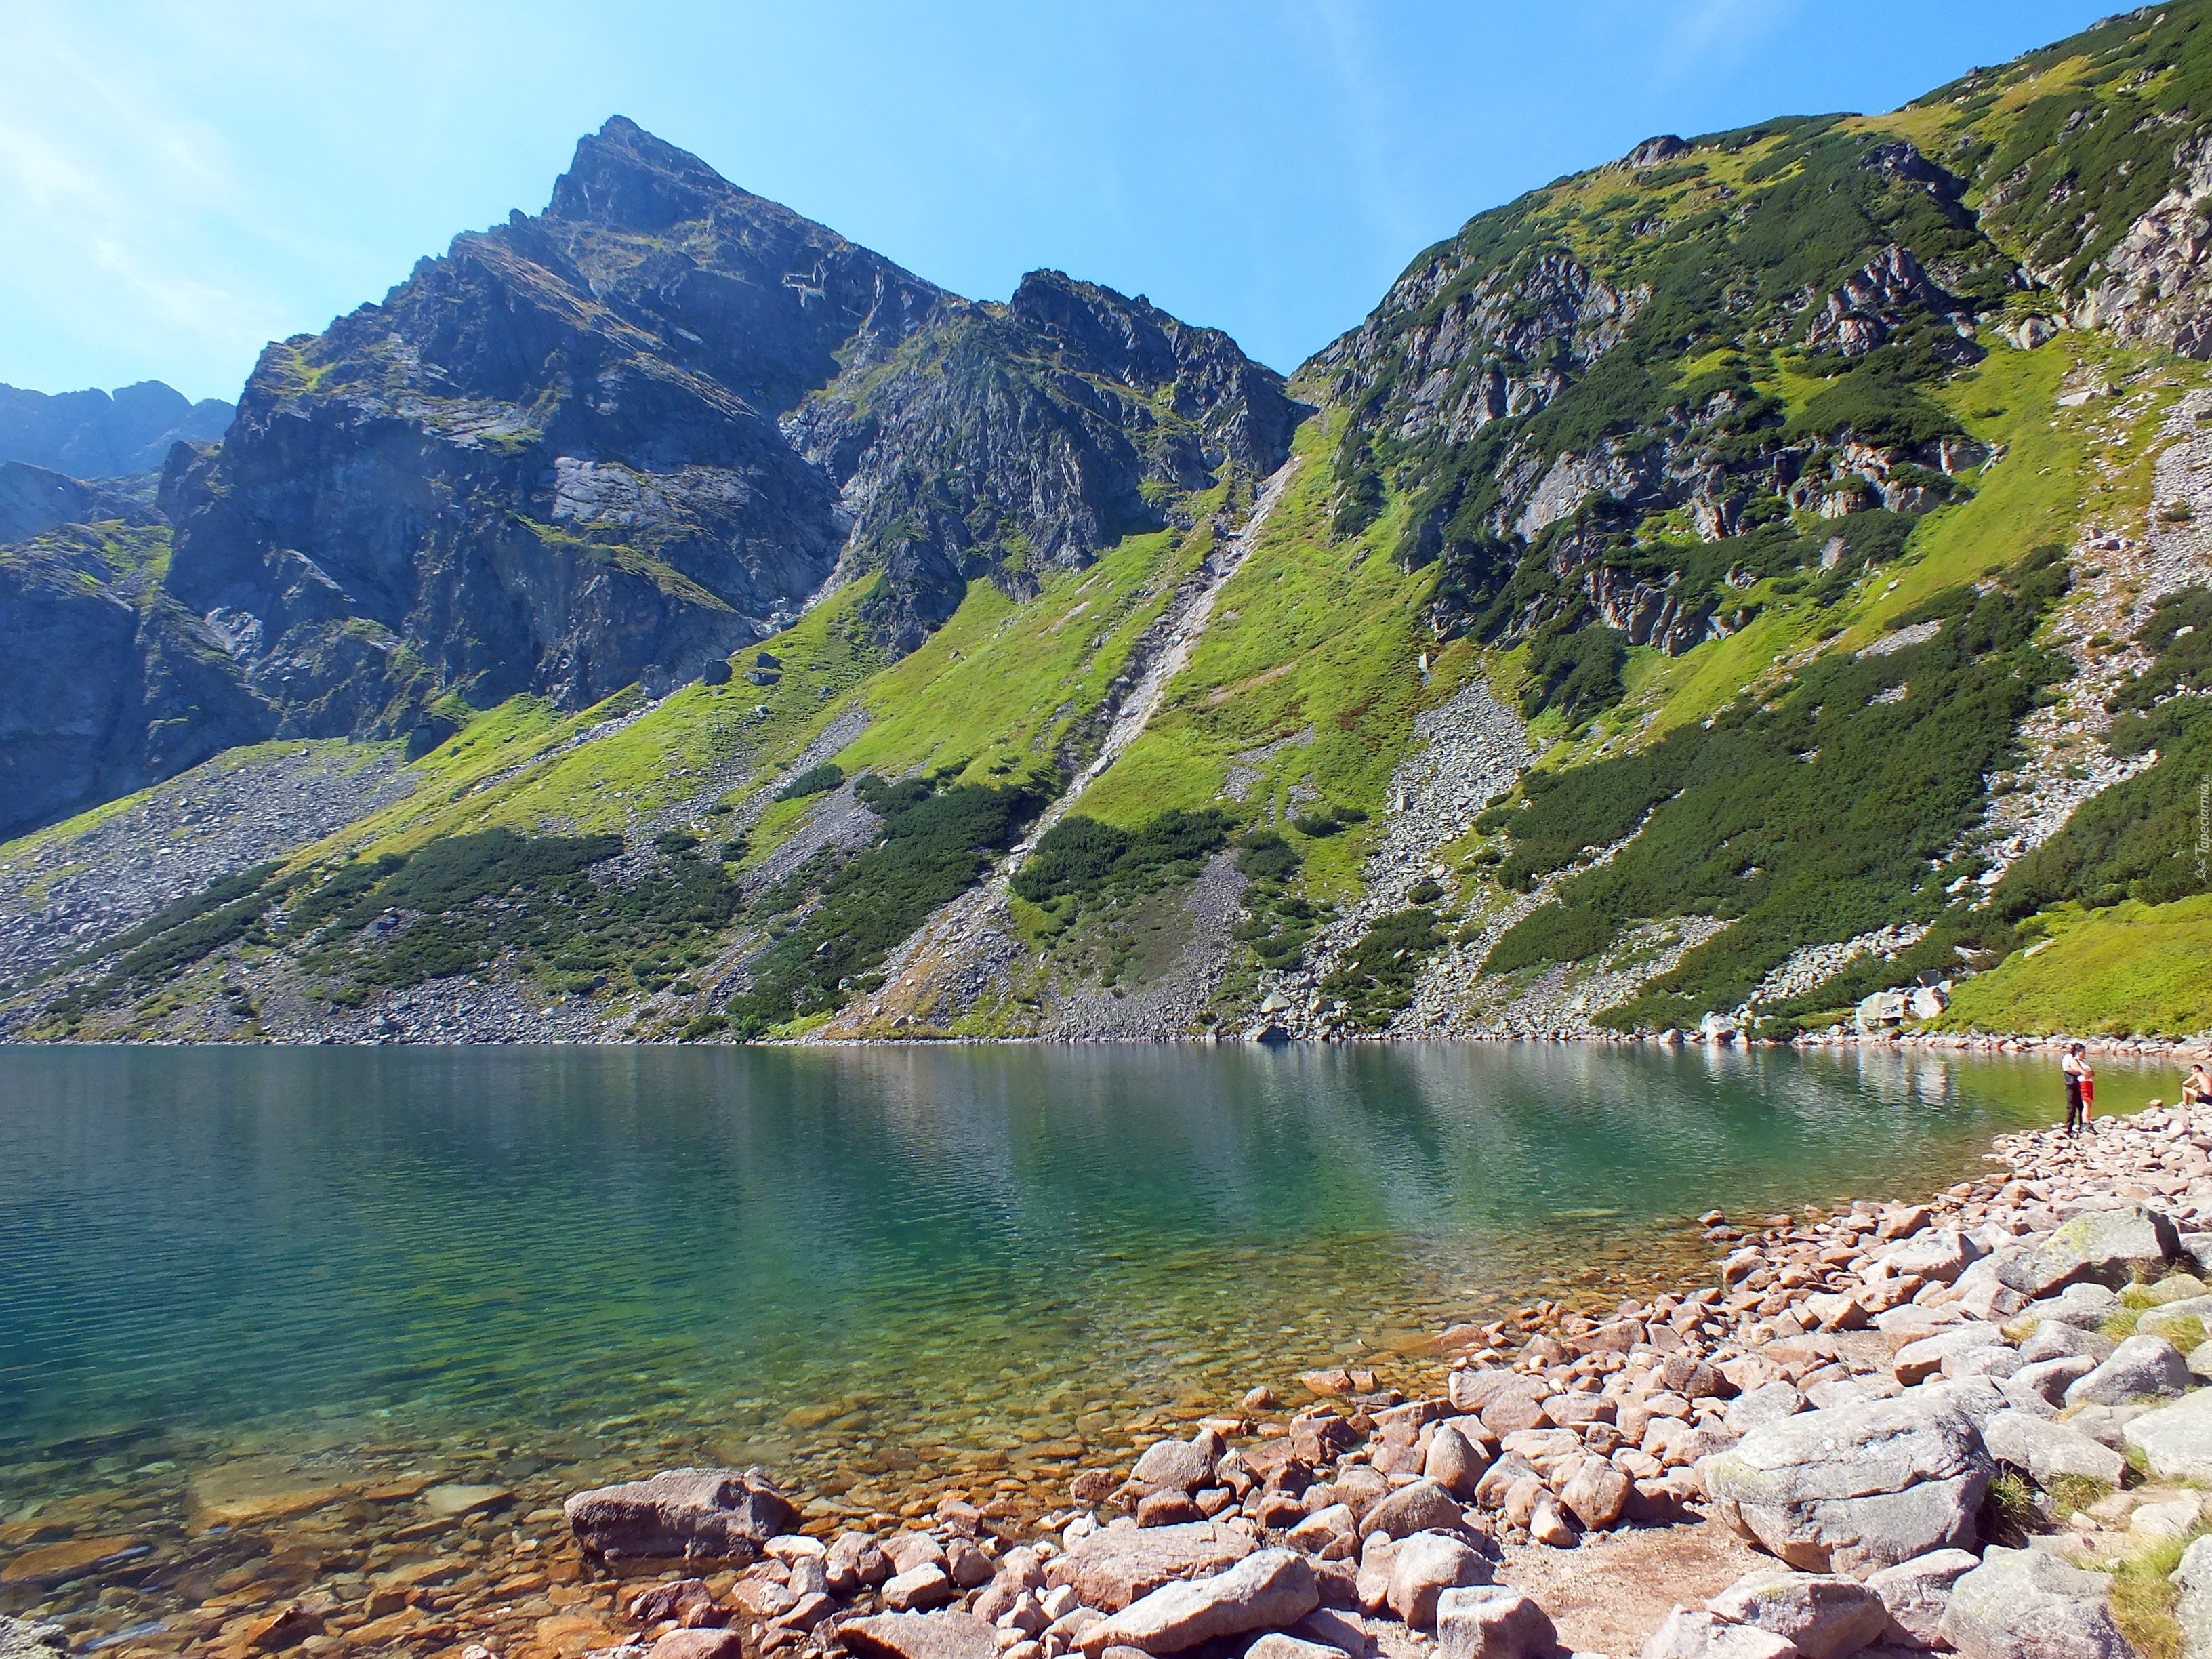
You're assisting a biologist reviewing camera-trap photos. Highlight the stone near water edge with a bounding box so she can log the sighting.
[1078,1547,1319,1656]
[827,1530,893,1592]
[1639,1607,1798,1658]
[2123,1387,2212,1480]
[1864,1548,1978,1650]
[1704,1567,1889,1659]
[1876,1230,1982,1288]
[1435,1586,1558,1659]
[945,1537,993,1589]
[0,1536,148,1589]
[2062,1334,2191,1406]
[1133,1439,1215,1496]
[629,1579,722,1627]
[2173,1534,2212,1659]
[1994,1205,2180,1298]
[565,1467,797,1563]
[1138,1490,1204,1528]
[887,1534,949,1576]
[1384,1530,1494,1629]
[1425,1423,1488,1498]
[423,1482,512,1519]
[1286,1504,1356,1553]
[1698,1393,1994,1574]
[843,1613,1003,1659]
[1935,1546,2131,1659]
[1360,1479,1463,1540]
[1071,1469,1119,1503]
[883,1563,956,1612]
[1981,1410,2127,1486]
[1046,1522,1255,1614]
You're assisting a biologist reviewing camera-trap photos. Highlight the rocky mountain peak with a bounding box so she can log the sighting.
[546,115,754,233]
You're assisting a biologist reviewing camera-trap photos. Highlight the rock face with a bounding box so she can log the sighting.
[1864,1548,1978,1650]
[153,117,1296,758]
[1936,1547,2130,1659]
[562,1467,797,1561]
[1700,1395,1994,1573]
[1433,1586,1557,1659]
[1980,1411,2127,1485]
[2175,1534,2212,1659]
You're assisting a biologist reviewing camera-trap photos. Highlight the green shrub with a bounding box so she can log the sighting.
[776,762,846,802]
[655,830,700,855]
[1011,808,1231,907]
[1291,813,1343,838]
[1322,908,1447,1029]
[1235,830,1300,884]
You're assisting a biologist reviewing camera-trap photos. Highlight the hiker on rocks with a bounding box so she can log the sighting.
[2062,1043,2091,1137]
[2185,1062,2211,1109]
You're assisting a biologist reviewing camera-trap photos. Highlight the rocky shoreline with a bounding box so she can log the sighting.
[14,1094,2212,1659]
[524,1097,2212,1659]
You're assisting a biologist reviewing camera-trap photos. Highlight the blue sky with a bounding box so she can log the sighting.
[0,1,2114,402]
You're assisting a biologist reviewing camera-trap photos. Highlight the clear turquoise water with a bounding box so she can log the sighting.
[0,1042,2160,1518]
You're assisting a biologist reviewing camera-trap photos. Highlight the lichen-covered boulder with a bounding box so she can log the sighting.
[1699,1395,1994,1574]
[564,1467,798,1562]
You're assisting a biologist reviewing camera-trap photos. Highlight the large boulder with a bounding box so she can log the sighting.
[2063,1335,2191,1407]
[1877,1230,1982,1288]
[1936,1547,2130,1658]
[1996,1206,2179,1297]
[1864,1548,1979,1650]
[842,1613,1000,1659]
[1361,1479,1465,1540]
[1425,1424,1489,1498]
[2123,1387,2212,1481]
[1435,1586,1557,1659]
[1133,1437,1216,1495]
[1699,1395,1994,1574]
[1077,1548,1318,1656]
[1704,1568,1888,1659]
[564,1467,797,1562]
[1981,1410,2127,1486]
[1383,1531,1493,1629]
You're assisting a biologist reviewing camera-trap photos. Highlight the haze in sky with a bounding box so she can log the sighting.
[1,1,2114,403]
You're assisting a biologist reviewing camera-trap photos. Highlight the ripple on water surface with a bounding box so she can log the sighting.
[0,1040,2139,1635]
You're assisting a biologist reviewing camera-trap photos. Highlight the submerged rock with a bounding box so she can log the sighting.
[564,1467,798,1561]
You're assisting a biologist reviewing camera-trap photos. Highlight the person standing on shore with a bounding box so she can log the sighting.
[2062,1043,2089,1138]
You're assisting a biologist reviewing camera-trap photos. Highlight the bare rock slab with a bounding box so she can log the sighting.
[1699,1395,1994,1574]
[563,1467,797,1562]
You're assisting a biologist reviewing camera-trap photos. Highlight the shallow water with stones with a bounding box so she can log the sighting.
[0,1041,2165,1654]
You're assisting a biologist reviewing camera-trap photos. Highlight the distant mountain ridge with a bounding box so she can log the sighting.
[0,380,232,478]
